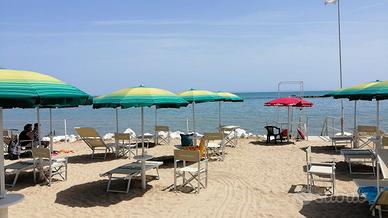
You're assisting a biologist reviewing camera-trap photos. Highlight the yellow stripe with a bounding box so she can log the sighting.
[179,90,215,96]
[0,69,63,83]
[100,87,176,97]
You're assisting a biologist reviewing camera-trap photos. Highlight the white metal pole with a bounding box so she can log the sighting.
[115,108,119,157]
[192,102,196,145]
[141,107,145,155]
[377,100,380,136]
[64,119,67,143]
[287,106,291,141]
[0,108,6,199]
[376,100,381,194]
[218,101,222,129]
[141,107,146,189]
[49,109,53,151]
[353,101,358,148]
[36,107,41,146]
[337,0,345,135]
[155,107,157,145]
[186,117,189,134]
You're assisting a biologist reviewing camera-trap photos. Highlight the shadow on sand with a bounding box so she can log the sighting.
[299,195,372,218]
[55,177,157,207]
[249,140,295,146]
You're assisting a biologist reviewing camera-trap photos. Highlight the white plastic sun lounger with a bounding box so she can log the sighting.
[4,160,35,188]
[341,149,376,175]
[100,161,163,193]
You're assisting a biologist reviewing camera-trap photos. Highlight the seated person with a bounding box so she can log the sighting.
[19,124,34,149]
[32,123,49,148]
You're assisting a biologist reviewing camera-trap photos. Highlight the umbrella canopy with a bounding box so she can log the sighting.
[0,69,91,207]
[93,86,188,109]
[0,69,92,108]
[178,89,223,103]
[217,92,243,102]
[326,80,388,101]
[264,97,313,107]
[93,85,189,190]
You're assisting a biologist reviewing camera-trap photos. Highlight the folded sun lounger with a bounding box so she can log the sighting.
[100,161,163,193]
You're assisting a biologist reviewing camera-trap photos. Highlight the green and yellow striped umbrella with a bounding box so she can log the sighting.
[178,89,223,103]
[93,86,189,109]
[0,69,92,108]
[217,92,243,102]
[326,80,388,101]
[93,85,188,190]
[216,92,243,127]
[178,89,222,135]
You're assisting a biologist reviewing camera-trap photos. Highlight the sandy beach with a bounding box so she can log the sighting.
[4,137,376,218]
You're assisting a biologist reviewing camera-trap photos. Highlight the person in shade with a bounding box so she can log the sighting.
[19,123,34,149]
[32,123,49,148]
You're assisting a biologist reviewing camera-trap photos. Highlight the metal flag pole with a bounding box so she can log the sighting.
[325,0,344,135]
[337,0,345,136]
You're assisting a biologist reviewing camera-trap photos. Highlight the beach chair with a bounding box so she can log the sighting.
[203,132,225,161]
[355,125,378,148]
[100,161,162,193]
[75,127,115,159]
[4,160,35,188]
[264,126,286,144]
[114,133,138,158]
[305,146,336,194]
[371,190,388,218]
[341,149,376,175]
[355,142,388,217]
[154,126,170,145]
[32,147,68,186]
[174,150,208,194]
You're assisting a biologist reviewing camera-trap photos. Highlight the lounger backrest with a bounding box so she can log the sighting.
[357,125,377,136]
[203,132,223,141]
[174,150,200,162]
[383,136,388,148]
[155,126,169,132]
[115,133,131,141]
[74,127,106,148]
[375,190,388,206]
[32,147,51,159]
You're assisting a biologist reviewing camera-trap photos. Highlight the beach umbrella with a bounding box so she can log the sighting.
[264,97,313,140]
[0,69,92,215]
[178,89,222,136]
[326,80,388,194]
[93,85,189,189]
[216,92,243,128]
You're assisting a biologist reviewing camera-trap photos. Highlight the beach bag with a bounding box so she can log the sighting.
[180,134,193,147]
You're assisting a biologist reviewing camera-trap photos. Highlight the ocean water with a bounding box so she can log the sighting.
[3,91,387,137]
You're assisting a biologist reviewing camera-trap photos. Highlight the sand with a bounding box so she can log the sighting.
[4,138,376,218]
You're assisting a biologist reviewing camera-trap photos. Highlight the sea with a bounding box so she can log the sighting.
[3,91,387,137]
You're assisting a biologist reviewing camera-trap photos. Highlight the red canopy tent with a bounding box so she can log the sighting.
[264,97,313,140]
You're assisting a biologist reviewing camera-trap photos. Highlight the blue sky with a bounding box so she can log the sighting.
[0,0,387,95]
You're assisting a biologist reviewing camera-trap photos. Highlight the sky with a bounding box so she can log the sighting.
[0,0,387,95]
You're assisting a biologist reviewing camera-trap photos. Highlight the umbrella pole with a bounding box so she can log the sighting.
[0,108,5,199]
[353,101,358,148]
[377,101,380,193]
[115,108,119,157]
[49,109,53,152]
[192,102,196,145]
[141,107,146,189]
[287,106,291,141]
[218,101,221,129]
[155,108,157,145]
[36,107,41,147]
